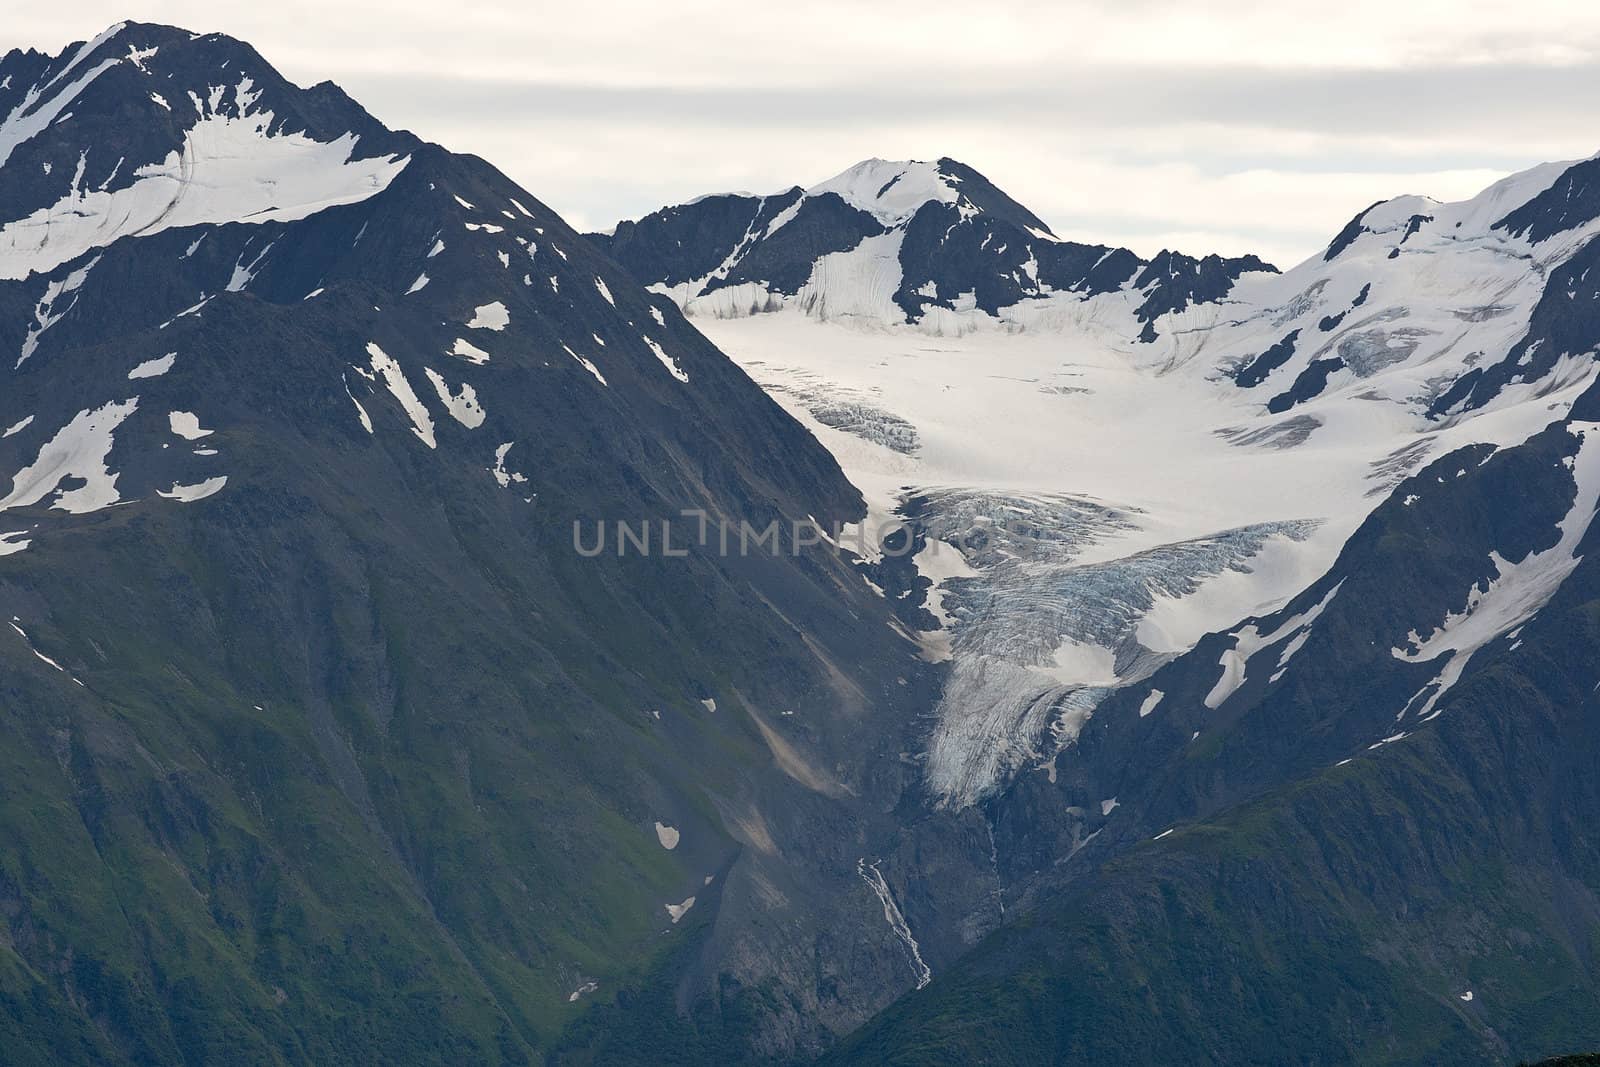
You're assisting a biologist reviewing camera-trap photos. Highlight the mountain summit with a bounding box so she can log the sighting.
[592,156,1275,336]
[0,22,415,283]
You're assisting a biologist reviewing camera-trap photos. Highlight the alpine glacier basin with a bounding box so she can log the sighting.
[692,298,1596,807]
[607,151,1600,809]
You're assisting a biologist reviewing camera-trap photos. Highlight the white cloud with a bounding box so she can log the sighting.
[14,2,1600,262]
[28,1,1600,83]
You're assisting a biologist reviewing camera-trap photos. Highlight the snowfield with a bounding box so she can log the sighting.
[0,98,408,281]
[694,181,1600,804]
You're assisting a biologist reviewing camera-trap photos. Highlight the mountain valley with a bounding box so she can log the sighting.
[3,20,1600,1065]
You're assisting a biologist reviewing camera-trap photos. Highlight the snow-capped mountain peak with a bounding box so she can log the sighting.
[1315,159,1586,268]
[594,155,1269,335]
[1151,150,1600,426]
[808,158,958,222]
[804,157,972,226]
[801,156,1063,241]
[0,23,743,567]
[0,22,415,281]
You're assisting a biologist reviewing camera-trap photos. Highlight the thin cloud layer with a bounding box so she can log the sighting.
[11,1,1600,265]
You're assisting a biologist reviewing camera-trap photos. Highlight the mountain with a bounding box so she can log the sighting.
[601,156,1600,810]
[9,19,1600,1066]
[597,154,1600,1061]
[1161,159,1600,420]
[0,23,976,1063]
[590,157,1274,337]
[0,24,418,288]
[828,386,1600,1064]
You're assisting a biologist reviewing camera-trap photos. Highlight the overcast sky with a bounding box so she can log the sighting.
[12,1,1600,267]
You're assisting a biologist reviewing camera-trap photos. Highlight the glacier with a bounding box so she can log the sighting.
[690,152,1600,805]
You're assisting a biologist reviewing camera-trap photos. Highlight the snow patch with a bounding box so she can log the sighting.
[225,241,273,292]
[644,337,689,382]
[8,619,67,673]
[158,476,227,503]
[1,111,408,280]
[128,352,176,379]
[0,29,123,170]
[1204,580,1343,709]
[1139,689,1165,717]
[467,301,509,331]
[448,338,490,365]
[562,344,608,386]
[423,367,486,428]
[168,411,213,440]
[0,398,138,514]
[1392,423,1600,721]
[488,442,528,487]
[126,43,158,72]
[343,373,373,433]
[366,342,436,447]
[18,256,98,367]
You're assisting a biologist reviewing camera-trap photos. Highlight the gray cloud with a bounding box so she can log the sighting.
[351,61,1600,145]
[11,3,1600,263]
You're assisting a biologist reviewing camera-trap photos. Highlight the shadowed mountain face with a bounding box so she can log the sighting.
[0,22,977,1063]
